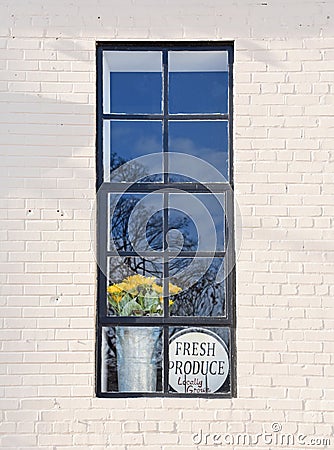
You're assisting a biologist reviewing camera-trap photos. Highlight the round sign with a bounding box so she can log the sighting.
[169,328,229,394]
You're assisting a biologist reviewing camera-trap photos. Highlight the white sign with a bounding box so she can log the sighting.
[169,328,229,394]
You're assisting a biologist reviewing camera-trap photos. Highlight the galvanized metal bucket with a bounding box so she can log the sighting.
[116,326,160,392]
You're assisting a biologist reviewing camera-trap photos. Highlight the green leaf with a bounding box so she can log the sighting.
[120,298,142,316]
[107,295,120,314]
[137,294,145,308]
[118,293,132,310]
[143,292,159,311]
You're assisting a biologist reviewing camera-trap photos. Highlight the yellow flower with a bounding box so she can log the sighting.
[108,275,181,315]
[152,282,163,294]
[107,284,123,294]
[113,293,123,303]
[125,274,155,287]
[119,274,154,294]
[159,297,174,306]
[107,284,124,304]
[169,282,181,295]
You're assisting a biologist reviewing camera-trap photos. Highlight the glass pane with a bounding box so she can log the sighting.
[168,326,230,394]
[107,256,163,317]
[104,120,163,182]
[109,193,163,253]
[168,121,228,182]
[168,194,225,253]
[103,51,162,114]
[169,258,225,317]
[101,326,163,392]
[169,51,228,114]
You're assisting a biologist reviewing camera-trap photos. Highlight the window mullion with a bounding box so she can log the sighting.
[162,50,169,183]
[162,49,169,393]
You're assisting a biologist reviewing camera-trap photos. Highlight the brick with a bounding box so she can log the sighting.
[1,1,334,446]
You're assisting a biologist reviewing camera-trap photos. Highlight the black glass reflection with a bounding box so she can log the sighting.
[169,258,225,317]
[168,51,228,114]
[107,47,163,115]
[169,72,228,114]
[109,193,163,252]
[111,73,162,114]
[168,121,228,182]
[109,121,162,182]
[102,326,163,392]
[168,194,225,252]
[168,326,230,394]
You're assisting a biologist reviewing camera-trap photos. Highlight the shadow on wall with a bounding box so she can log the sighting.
[0,35,96,299]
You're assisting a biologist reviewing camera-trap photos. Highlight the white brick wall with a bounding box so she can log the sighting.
[1,0,334,448]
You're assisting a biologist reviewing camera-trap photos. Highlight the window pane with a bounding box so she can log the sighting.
[168,194,225,253]
[101,326,163,392]
[109,193,163,253]
[107,256,164,317]
[103,51,162,114]
[169,51,228,114]
[168,326,230,394]
[168,121,228,182]
[169,258,225,317]
[104,120,163,182]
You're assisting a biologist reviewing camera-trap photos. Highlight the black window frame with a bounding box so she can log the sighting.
[96,41,236,398]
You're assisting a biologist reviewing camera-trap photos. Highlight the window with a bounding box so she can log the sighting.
[96,42,235,398]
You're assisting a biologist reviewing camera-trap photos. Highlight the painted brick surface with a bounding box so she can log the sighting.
[1,0,334,448]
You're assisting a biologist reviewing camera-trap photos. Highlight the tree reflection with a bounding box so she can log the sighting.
[110,151,161,183]
[170,258,224,317]
[108,152,225,317]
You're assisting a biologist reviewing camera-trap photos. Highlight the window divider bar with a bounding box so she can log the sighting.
[102,114,229,120]
[98,391,232,399]
[106,251,226,258]
[162,174,170,392]
[100,182,231,193]
[162,50,169,184]
[163,326,169,393]
[99,316,232,326]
